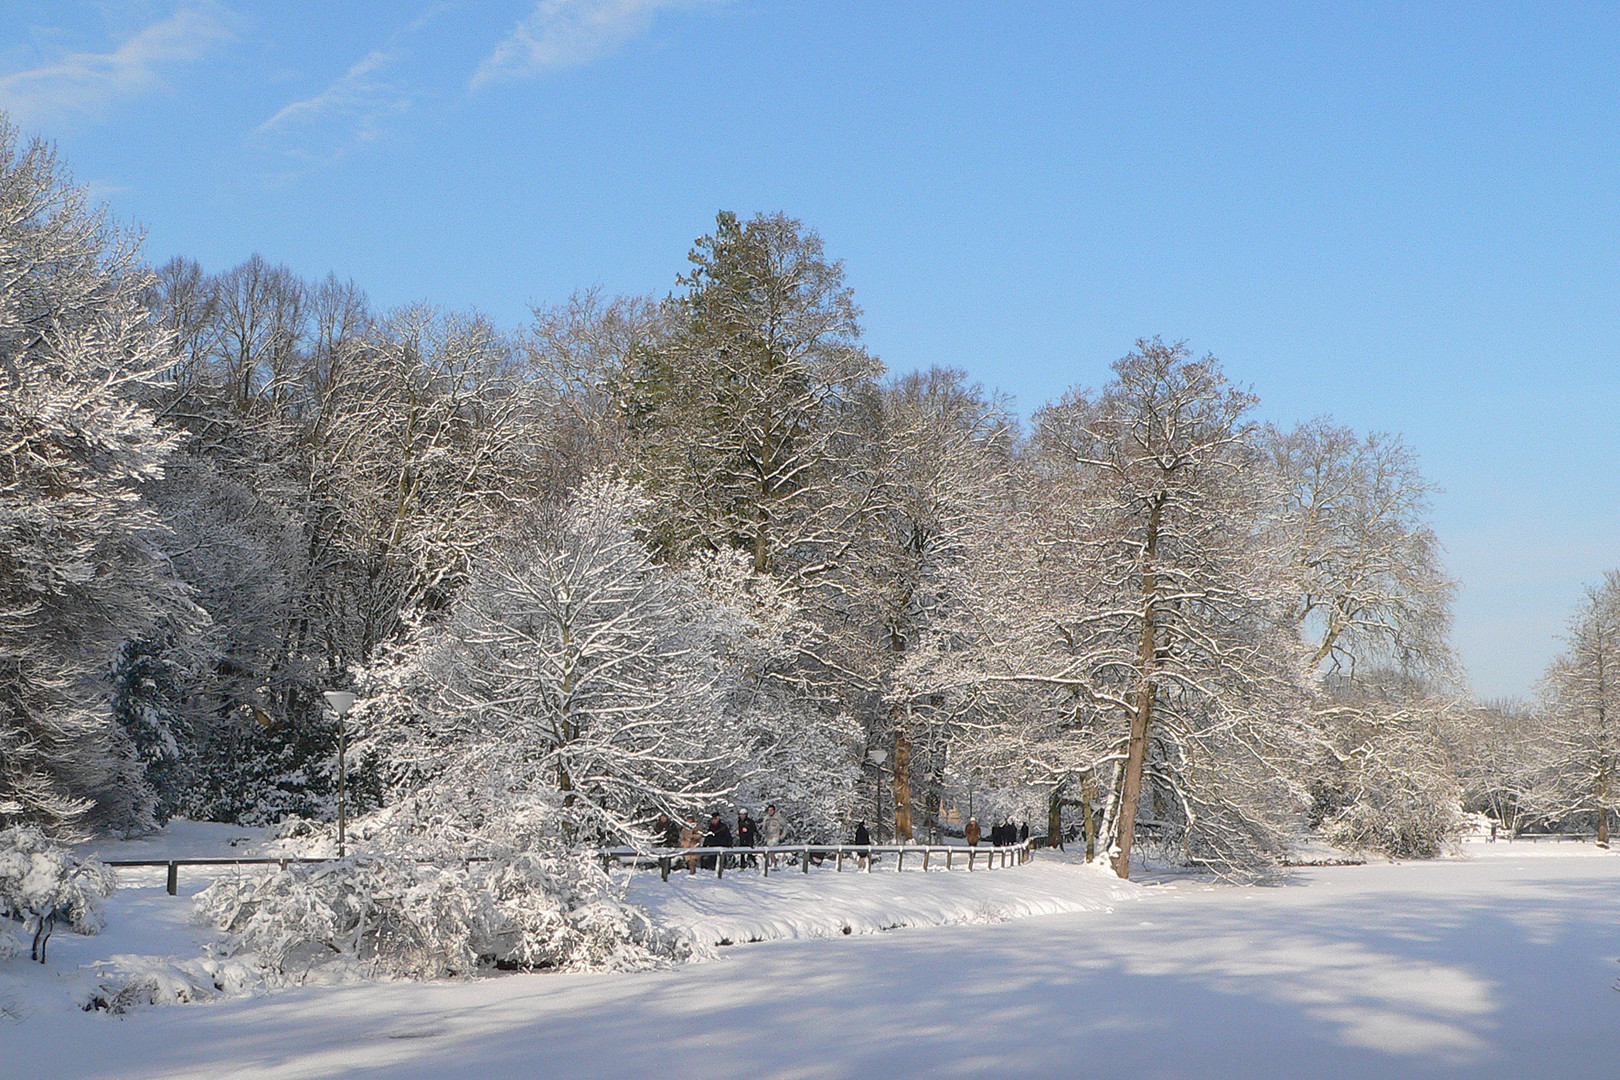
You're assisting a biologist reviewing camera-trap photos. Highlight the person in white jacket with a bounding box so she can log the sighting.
[760,803,787,867]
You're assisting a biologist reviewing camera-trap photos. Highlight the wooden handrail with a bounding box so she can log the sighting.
[101,856,341,896]
[99,841,1037,894]
[601,840,1035,880]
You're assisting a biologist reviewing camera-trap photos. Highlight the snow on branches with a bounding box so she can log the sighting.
[0,826,116,962]
[195,848,700,983]
[0,117,195,835]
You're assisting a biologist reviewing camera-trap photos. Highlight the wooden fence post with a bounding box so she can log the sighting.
[166,862,178,896]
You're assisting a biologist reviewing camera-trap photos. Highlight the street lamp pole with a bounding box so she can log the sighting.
[323,690,356,857]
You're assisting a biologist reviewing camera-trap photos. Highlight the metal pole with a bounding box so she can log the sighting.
[338,711,346,858]
[323,690,355,860]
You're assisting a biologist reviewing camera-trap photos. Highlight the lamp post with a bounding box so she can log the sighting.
[322,690,355,857]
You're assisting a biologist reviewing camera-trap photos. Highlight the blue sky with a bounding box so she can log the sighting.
[4,1,1616,700]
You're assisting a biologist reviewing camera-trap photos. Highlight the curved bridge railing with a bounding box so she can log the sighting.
[603,840,1035,881]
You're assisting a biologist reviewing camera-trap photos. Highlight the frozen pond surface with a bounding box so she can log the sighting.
[4,842,1618,1079]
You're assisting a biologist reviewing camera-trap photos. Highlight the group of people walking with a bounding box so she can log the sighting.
[653,804,790,873]
[962,818,1030,847]
[650,807,1033,877]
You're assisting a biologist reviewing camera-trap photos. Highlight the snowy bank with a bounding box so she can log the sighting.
[3,824,1145,1023]
[8,847,1620,1080]
[628,852,1147,946]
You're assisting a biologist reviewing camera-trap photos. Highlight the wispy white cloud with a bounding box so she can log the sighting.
[251,48,412,162]
[249,6,450,169]
[0,3,236,126]
[472,0,727,89]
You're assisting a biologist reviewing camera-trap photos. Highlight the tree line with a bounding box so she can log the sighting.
[3,116,1611,878]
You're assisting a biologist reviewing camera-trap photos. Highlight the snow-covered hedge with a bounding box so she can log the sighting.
[0,826,117,959]
[196,850,702,983]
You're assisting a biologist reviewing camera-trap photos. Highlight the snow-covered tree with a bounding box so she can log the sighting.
[1269,419,1464,856]
[624,210,882,576]
[520,288,665,492]
[1019,339,1313,877]
[1450,698,1538,836]
[0,825,116,961]
[1308,674,1462,857]
[0,117,194,835]
[1270,420,1454,678]
[363,478,739,846]
[1532,572,1620,843]
[849,368,1016,839]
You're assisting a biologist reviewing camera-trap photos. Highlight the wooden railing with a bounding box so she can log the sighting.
[104,840,1037,894]
[102,857,336,895]
[603,840,1035,881]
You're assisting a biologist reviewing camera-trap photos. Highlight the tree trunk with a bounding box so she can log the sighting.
[922,757,945,843]
[1113,495,1162,880]
[1082,773,1098,860]
[1098,760,1124,859]
[1047,783,1065,851]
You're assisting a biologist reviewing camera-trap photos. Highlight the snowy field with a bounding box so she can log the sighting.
[4,832,1620,1079]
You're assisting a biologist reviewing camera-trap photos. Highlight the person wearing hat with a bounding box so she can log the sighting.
[736,809,758,868]
[965,817,982,847]
[703,811,733,871]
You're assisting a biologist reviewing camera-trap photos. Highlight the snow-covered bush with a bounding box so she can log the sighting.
[1309,691,1465,859]
[0,826,117,958]
[196,848,700,983]
[79,955,261,1013]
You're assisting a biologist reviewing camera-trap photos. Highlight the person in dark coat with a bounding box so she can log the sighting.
[703,812,733,871]
[655,813,681,848]
[1019,821,1030,844]
[736,810,758,868]
[852,820,872,868]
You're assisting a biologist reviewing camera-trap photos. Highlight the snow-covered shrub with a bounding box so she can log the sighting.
[1313,756,1463,860]
[0,826,117,956]
[1310,693,1464,859]
[196,849,701,983]
[79,955,261,1013]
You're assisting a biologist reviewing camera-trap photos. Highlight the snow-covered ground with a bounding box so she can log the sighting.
[5,831,1620,1079]
[630,852,1142,946]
